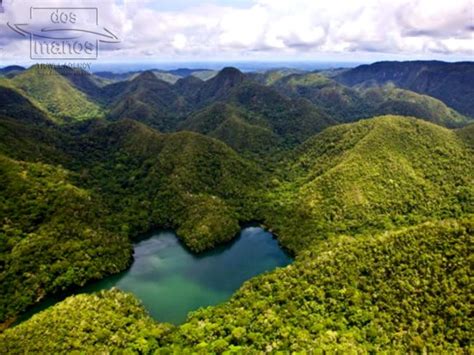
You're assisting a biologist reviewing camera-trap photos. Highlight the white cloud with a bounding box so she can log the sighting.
[172,34,187,50]
[0,0,472,61]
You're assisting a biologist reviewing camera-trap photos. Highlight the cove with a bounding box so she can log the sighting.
[15,226,292,325]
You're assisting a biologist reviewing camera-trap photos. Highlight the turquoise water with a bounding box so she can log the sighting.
[16,227,292,325]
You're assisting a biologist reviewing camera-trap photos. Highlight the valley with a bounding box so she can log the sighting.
[0,61,472,353]
[15,227,292,326]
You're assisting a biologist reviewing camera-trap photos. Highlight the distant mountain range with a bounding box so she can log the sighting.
[0,60,472,352]
[1,61,472,144]
[335,61,474,117]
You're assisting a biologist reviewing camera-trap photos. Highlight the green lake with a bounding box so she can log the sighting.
[16,226,292,325]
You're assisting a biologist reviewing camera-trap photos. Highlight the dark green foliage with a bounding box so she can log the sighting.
[264,116,474,252]
[249,68,306,85]
[361,85,469,127]
[178,68,338,147]
[177,194,240,251]
[192,67,246,105]
[336,61,474,118]
[1,114,472,333]
[0,289,174,353]
[179,102,249,134]
[0,116,263,320]
[54,66,110,103]
[108,72,189,131]
[174,76,204,99]
[0,61,473,352]
[457,122,474,148]
[272,73,471,128]
[65,120,263,252]
[209,116,282,156]
[171,217,473,352]
[0,86,51,126]
[0,155,132,321]
[0,116,70,164]
[7,66,104,123]
[179,102,282,155]
[2,218,471,352]
[272,72,372,122]
[226,81,337,144]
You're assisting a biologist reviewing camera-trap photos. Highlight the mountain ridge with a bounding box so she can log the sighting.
[335,61,474,117]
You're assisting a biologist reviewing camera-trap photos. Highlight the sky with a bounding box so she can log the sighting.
[0,0,473,66]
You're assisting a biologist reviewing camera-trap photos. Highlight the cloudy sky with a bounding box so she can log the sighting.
[0,0,472,64]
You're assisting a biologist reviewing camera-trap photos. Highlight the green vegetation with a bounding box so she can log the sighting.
[179,103,282,155]
[336,61,474,118]
[362,85,469,127]
[108,72,188,131]
[250,68,305,85]
[177,68,337,146]
[226,81,337,144]
[272,72,371,123]
[190,70,218,81]
[171,217,473,352]
[0,62,473,352]
[0,289,173,353]
[2,217,472,352]
[457,122,474,148]
[0,86,51,126]
[271,73,471,128]
[193,67,246,105]
[8,66,104,123]
[264,116,473,252]
[54,66,111,102]
[0,155,132,322]
[67,120,263,251]
[0,117,67,164]
[0,118,263,320]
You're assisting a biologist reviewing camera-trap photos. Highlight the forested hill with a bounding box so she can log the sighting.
[264,115,473,252]
[335,61,474,118]
[2,217,472,352]
[0,61,473,352]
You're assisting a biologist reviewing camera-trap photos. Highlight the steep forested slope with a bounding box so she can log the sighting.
[191,67,246,106]
[2,217,471,352]
[170,217,473,352]
[0,117,67,163]
[265,116,473,251]
[272,73,470,127]
[179,103,282,155]
[225,81,337,144]
[108,72,189,131]
[336,61,474,117]
[54,66,109,102]
[0,155,132,322]
[69,119,263,251]
[0,61,473,353]
[0,117,264,323]
[0,86,52,126]
[175,69,338,147]
[271,72,372,122]
[361,86,469,127]
[8,67,104,123]
[457,123,474,148]
[0,289,173,352]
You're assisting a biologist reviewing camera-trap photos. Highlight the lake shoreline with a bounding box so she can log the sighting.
[11,226,293,327]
